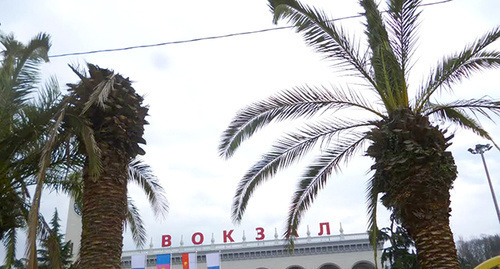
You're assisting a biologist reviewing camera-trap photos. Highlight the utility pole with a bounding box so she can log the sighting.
[468,144,500,224]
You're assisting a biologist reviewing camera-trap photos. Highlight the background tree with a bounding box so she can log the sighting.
[0,32,64,268]
[0,31,51,240]
[457,234,500,269]
[379,220,419,269]
[219,0,500,268]
[0,258,27,269]
[37,209,74,269]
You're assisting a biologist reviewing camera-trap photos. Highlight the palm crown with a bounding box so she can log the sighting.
[219,0,500,267]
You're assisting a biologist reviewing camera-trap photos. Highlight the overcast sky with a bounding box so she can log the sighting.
[1,0,499,262]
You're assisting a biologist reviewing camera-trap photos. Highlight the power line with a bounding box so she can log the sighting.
[49,0,452,58]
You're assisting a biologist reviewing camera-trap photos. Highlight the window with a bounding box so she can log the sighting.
[319,264,341,269]
[287,266,305,269]
[352,261,376,269]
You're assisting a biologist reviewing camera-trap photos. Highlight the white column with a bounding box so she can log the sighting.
[65,196,82,262]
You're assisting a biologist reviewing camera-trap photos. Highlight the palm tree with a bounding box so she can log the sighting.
[0,31,51,239]
[219,0,500,267]
[0,32,56,267]
[23,63,163,268]
[59,64,153,268]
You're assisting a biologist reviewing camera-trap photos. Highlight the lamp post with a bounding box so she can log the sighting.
[468,144,500,224]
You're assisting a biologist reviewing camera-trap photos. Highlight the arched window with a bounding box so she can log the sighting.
[319,263,341,269]
[352,261,376,269]
[287,266,305,269]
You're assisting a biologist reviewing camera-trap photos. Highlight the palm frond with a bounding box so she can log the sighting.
[361,0,407,110]
[220,86,384,159]
[124,197,147,248]
[424,98,500,121]
[31,76,61,112]
[63,110,102,178]
[81,72,116,115]
[128,159,168,220]
[367,174,380,269]
[284,133,368,239]
[0,33,51,135]
[386,0,421,75]
[12,33,51,93]
[268,0,376,85]
[232,119,373,223]
[426,104,499,149]
[26,102,66,269]
[3,227,17,267]
[67,64,89,85]
[415,26,500,111]
[45,171,83,206]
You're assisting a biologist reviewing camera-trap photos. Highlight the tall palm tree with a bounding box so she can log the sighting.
[219,0,500,268]
[61,64,152,268]
[24,63,161,268]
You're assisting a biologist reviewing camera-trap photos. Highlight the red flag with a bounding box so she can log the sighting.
[182,253,196,269]
[182,253,189,269]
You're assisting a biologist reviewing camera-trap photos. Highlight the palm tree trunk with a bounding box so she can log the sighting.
[79,143,128,268]
[394,159,459,269]
[412,218,459,268]
[367,111,459,268]
[396,154,459,268]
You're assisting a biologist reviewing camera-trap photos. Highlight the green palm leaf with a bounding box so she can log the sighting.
[427,104,497,148]
[424,98,500,120]
[269,0,375,85]
[361,0,407,110]
[128,159,169,220]
[285,133,368,239]
[233,118,373,223]
[415,26,500,111]
[125,197,147,248]
[366,175,380,268]
[220,86,384,159]
[386,0,421,75]
[3,228,17,267]
[26,102,66,269]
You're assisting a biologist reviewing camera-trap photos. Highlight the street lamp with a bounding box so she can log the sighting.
[468,144,500,224]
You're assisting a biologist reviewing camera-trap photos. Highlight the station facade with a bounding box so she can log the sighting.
[121,232,382,269]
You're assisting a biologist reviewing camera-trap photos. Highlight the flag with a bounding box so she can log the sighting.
[131,254,146,269]
[156,253,171,269]
[206,252,221,269]
[182,253,197,269]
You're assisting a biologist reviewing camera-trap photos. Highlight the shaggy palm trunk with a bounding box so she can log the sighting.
[79,143,128,268]
[69,65,148,269]
[367,109,459,268]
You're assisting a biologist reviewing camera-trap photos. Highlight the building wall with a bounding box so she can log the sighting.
[122,234,382,269]
[189,251,378,269]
